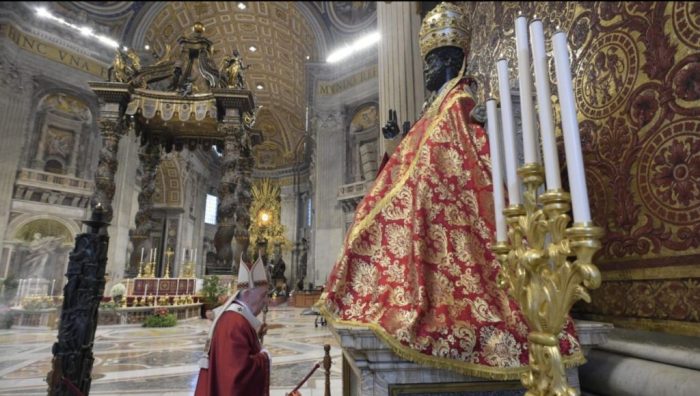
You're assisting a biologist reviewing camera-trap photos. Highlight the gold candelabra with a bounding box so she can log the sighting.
[164,249,173,279]
[137,260,145,278]
[492,164,603,396]
[180,260,195,278]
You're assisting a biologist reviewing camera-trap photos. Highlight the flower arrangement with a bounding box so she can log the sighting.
[110,283,126,299]
[143,306,177,327]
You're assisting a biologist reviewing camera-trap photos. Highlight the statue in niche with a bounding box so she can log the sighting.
[320,2,583,378]
[219,49,249,89]
[23,233,64,280]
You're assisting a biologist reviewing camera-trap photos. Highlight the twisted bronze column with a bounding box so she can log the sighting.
[232,126,254,270]
[128,143,161,276]
[212,125,241,272]
[91,118,124,222]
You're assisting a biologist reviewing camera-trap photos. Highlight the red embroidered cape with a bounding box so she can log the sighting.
[195,311,270,396]
[319,77,583,379]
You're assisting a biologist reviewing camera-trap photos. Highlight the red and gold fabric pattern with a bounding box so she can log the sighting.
[319,78,584,379]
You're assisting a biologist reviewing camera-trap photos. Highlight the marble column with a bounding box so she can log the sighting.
[280,185,297,283]
[377,1,425,158]
[0,58,30,253]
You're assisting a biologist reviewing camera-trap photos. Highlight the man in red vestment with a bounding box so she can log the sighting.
[195,256,271,396]
[319,2,583,380]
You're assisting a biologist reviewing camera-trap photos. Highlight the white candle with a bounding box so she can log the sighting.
[486,99,508,242]
[149,248,153,263]
[530,19,562,190]
[144,284,148,296]
[194,248,197,266]
[552,31,591,223]
[15,279,22,302]
[496,59,522,206]
[140,247,144,263]
[154,248,158,263]
[515,15,539,164]
[50,279,55,296]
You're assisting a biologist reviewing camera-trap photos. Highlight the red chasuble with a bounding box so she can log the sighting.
[319,77,583,380]
[195,311,270,396]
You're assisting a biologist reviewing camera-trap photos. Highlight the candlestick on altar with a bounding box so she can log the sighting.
[486,99,507,242]
[164,248,173,279]
[530,18,562,190]
[15,279,22,306]
[496,59,522,206]
[489,18,603,396]
[552,31,591,223]
[515,15,539,165]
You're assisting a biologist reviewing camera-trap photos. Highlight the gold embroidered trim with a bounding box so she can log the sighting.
[318,300,585,380]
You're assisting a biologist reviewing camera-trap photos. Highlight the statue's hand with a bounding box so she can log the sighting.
[470,104,487,124]
[382,109,400,140]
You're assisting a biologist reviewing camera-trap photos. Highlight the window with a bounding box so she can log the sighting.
[205,194,218,224]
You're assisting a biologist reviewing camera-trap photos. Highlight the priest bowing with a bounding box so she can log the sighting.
[195,256,271,396]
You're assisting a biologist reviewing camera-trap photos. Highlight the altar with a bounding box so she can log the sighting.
[126,278,196,297]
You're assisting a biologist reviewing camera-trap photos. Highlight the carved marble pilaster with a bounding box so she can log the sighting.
[127,142,161,276]
[91,118,124,222]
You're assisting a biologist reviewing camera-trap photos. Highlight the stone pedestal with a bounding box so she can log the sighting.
[333,320,613,396]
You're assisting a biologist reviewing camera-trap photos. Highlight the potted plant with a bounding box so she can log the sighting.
[200,275,226,319]
[143,307,177,327]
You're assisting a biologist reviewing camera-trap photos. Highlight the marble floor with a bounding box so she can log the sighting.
[0,305,342,395]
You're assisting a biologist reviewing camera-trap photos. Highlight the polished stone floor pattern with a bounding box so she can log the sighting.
[0,305,342,395]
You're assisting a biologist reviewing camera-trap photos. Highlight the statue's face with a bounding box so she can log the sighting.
[423,46,465,93]
[424,51,446,92]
